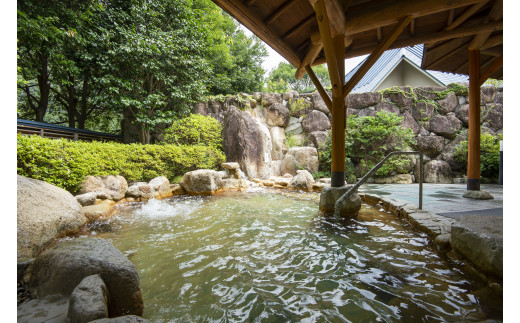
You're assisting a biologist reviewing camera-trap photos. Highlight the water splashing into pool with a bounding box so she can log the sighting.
[91,192,501,322]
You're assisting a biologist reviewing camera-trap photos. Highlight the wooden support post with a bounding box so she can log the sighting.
[330,34,346,187]
[467,49,481,191]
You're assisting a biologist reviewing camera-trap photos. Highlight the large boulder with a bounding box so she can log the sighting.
[427,114,462,139]
[374,101,400,114]
[82,200,117,221]
[285,117,303,135]
[125,183,154,201]
[17,175,87,260]
[481,86,496,103]
[312,92,330,114]
[411,101,436,121]
[346,92,381,109]
[180,169,223,195]
[91,316,150,323]
[270,127,286,161]
[481,103,503,131]
[301,110,331,133]
[29,238,144,317]
[266,103,290,127]
[308,131,328,148]
[414,86,447,100]
[148,176,172,199]
[436,93,459,114]
[423,160,453,183]
[319,186,362,218]
[451,215,502,277]
[261,93,283,107]
[383,86,414,107]
[441,135,466,171]
[280,147,319,176]
[78,175,128,201]
[222,106,272,179]
[67,274,109,322]
[289,170,315,191]
[412,135,445,158]
[454,103,469,127]
[399,111,420,134]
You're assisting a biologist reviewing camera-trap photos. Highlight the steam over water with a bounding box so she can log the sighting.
[91,192,502,322]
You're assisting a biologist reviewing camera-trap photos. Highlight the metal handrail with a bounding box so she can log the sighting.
[334,151,424,218]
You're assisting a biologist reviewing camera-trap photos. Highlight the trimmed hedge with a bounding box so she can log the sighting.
[17,134,226,193]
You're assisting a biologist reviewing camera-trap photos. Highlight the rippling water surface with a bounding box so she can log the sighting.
[91,191,502,322]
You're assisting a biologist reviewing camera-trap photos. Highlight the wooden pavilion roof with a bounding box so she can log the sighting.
[211,0,503,80]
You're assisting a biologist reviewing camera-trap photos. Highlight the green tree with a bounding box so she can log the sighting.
[266,62,331,93]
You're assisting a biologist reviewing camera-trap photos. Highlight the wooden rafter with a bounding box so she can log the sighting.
[265,0,299,25]
[211,0,301,66]
[344,0,484,36]
[311,20,502,65]
[410,18,415,36]
[282,14,315,40]
[479,55,503,84]
[342,16,413,99]
[427,41,468,68]
[295,33,323,79]
[480,34,502,50]
[468,0,502,49]
[305,66,332,112]
[445,1,488,31]
[481,47,502,56]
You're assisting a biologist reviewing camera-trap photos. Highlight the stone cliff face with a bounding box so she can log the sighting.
[193,85,503,183]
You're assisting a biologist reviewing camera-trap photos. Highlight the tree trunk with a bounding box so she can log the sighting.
[77,73,89,129]
[66,75,77,128]
[35,54,50,122]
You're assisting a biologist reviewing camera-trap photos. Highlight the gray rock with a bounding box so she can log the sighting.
[457,95,466,106]
[383,86,414,107]
[399,111,420,134]
[180,169,223,195]
[192,102,210,115]
[481,103,503,131]
[222,106,272,179]
[346,92,381,109]
[312,92,330,114]
[374,101,400,114]
[266,103,290,127]
[29,238,143,317]
[289,170,315,191]
[454,103,469,127]
[301,110,331,133]
[411,101,436,121]
[208,99,223,114]
[412,135,445,158]
[285,117,303,135]
[357,106,376,117]
[441,135,466,171]
[221,162,241,179]
[319,186,362,217]
[436,93,459,114]
[451,215,502,277]
[90,315,151,323]
[82,200,116,221]
[270,160,282,177]
[79,175,128,201]
[17,294,69,323]
[373,174,413,184]
[496,92,503,104]
[280,147,319,176]
[261,93,283,107]
[428,114,462,139]
[308,131,328,148]
[481,86,496,103]
[270,126,286,161]
[423,160,453,183]
[463,190,494,200]
[76,192,97,206]
[125,183,154,200]
[67,274,109,323]
[17,175,87,260]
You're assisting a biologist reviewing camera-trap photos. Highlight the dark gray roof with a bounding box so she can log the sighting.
[345,44,469,93]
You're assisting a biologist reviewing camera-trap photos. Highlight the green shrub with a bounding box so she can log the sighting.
[17,135,225,193]
[163,114,222,148]
[318,111,415,179]
[454,132,501,178]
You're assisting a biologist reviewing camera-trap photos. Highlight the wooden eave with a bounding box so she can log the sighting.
[211,0,503,78]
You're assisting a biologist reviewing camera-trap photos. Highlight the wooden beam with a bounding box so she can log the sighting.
[265,0,299,25]
[447,9,455,26]
[283,14,315,40]
[480,34,502,50]
[427,41,468,68]
[314,0,343,97]
[323,0,346,37]
[295,42,323,79]
[246,0,257,6]
[445,1,488,31]
[479,55,503,85]
[312,20,502,65]
[481,47,502,56]
[344,0,484,36]
[212,0,301,67]
[305,66,332,112]
[468,0,502,49]
[376,27,382,41]
[342,16,413,99]
[410,18,415,36]
[467,49,480,190]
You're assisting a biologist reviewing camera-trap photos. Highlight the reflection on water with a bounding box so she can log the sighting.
[90,192,502,322]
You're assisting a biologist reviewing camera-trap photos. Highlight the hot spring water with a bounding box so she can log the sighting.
[87,191,501,322]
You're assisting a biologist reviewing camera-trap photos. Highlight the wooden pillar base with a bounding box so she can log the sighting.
[467,178,480,191]
[331,172,345,187]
